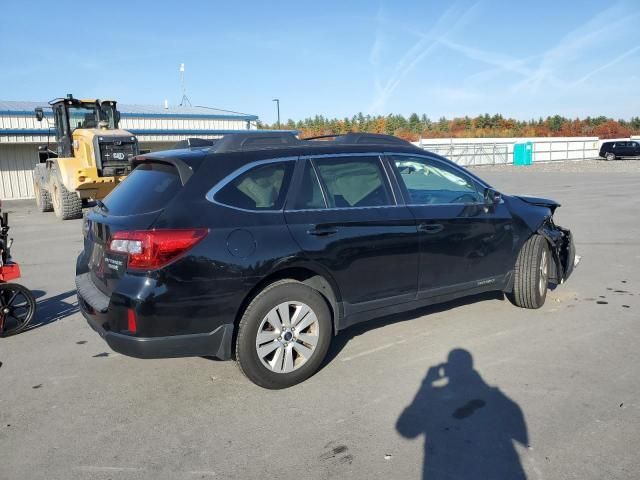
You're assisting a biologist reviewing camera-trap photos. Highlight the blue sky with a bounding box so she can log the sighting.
[1,0,638,123]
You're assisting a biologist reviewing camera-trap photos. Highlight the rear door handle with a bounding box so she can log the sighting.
[307,226,338,237]
[418,223,444,234]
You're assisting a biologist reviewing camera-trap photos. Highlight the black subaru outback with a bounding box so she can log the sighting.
[76,132,576,389]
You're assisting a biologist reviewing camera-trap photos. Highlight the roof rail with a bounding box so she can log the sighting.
[172,137,218,149]
[212,131,301,153]
[190,131,411,154]
[303,132,410,146]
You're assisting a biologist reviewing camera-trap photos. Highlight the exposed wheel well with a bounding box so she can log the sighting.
[231,268,340,357]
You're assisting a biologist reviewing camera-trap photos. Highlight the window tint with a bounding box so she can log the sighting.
[215,161,292,211]
[313,156,392,208]
[103,163,181,215]
[391,155,482,205]
[291,161,326,210]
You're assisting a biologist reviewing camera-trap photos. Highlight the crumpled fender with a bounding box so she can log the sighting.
[537,219,575,283]
[515,195,561,214]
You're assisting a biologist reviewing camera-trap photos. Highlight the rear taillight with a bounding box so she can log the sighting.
[108,229,208,270]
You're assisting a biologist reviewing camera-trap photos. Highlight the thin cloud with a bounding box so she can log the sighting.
[368,2,480,113]
[511,3,639,93]
[439,38,536,78]
[430,2,639,100]
[369,3,385,67]
[573,45,640,85]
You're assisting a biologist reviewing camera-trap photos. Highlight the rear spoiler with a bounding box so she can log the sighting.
[130,155,195,185]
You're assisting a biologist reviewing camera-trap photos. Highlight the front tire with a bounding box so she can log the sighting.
[51,170,83,220]
[235,279,332,389]
[508,235,550,309]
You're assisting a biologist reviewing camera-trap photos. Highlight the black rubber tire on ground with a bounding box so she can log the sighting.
[33,176,53,212]
[605,152,616,161]
[0,283,36,337]
[235,279,332,389]
[51,170,83,220]
[508,234,550,309]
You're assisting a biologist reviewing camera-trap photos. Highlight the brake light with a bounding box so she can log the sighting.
[108,229,208,270]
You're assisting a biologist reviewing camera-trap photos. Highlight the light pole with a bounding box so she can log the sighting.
[272,98,280,129]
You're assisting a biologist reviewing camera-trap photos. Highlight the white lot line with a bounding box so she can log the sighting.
[340,339,408,362]
[340,324,438,362]
[76,466,217,476]
[76,466,146,472]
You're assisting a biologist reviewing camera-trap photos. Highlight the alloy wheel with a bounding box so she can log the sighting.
[255,301,320,374]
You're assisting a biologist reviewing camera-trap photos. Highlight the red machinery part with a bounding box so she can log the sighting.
[0,262,21,282]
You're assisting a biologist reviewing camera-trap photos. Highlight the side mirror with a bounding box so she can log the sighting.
[115,111,121,124]
[484,188,501,206]
[35,107,44,122]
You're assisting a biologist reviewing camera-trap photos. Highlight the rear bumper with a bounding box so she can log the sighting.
[82,308,233,359]
[76,273,234,360]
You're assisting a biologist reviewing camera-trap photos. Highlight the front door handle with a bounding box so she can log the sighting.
[307,226,338,237]
[418,223,444,234]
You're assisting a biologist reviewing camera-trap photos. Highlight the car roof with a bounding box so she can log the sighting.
[137,132,476,186]
[207,142,425,163]
[191,132,424,161]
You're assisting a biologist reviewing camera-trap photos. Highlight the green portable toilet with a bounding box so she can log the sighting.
[513,141,533,165]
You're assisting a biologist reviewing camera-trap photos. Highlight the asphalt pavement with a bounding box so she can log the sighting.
[0,161,638,480]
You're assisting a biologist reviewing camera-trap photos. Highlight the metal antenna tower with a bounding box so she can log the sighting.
[179,63,192,107]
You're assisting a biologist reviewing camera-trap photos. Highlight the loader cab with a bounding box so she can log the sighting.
[43,96,121,158]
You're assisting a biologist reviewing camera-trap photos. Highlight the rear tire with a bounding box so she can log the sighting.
[235,279,332,389]
[605,152,615,161]
[51,170,83,220]
[508,234,550,309]
[33,177,53,212]
[0,283,36,337]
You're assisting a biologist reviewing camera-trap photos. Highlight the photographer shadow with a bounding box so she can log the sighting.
[397,349,528,479]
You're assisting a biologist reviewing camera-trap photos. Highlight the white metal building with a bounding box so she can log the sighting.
[0,101,258,199]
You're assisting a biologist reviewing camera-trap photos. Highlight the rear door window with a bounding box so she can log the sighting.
[103,162,181,215]
[290,161,326,210]
[214,161,294,211]
[312,156,393,208]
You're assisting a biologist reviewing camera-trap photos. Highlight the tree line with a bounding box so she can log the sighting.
[259,113,640,140]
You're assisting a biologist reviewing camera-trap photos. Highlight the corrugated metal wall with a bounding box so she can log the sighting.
[0,142,184,200]
[0,145,38,199]
[119,117,251,132]
[0,104,257,199]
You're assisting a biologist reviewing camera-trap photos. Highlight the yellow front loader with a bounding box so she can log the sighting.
[33,95,138,220]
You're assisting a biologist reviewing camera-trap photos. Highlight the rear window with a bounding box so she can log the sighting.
[102,163,181,215]
[214,161,293,211]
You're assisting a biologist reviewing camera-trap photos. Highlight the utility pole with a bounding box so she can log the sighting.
[180,63,192,107]
[272,98,280,129]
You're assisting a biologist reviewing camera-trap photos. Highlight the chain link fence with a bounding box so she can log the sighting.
[416,138,600,166]
[418,142,510,166]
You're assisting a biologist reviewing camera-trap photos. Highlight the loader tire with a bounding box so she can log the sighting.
[33,177,53,212]
[51,171,83,220]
